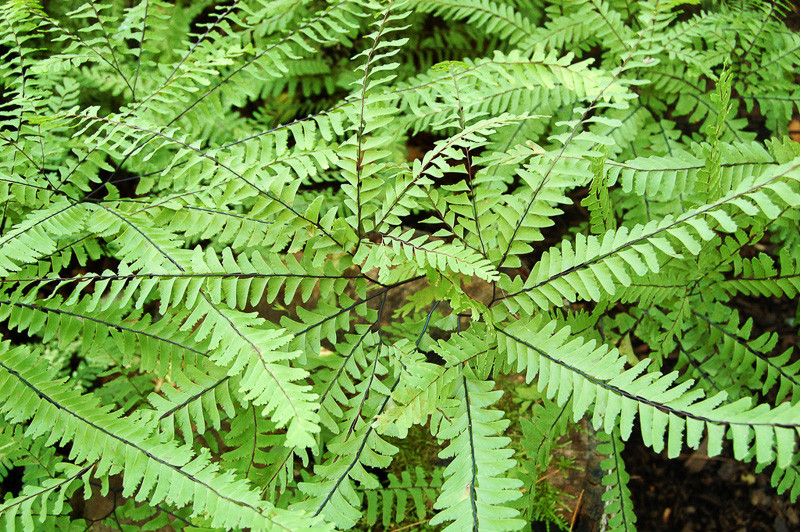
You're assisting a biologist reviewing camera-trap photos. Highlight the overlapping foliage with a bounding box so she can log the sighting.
[1,0,800,529]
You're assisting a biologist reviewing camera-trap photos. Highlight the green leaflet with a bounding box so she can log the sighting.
[582,146,616,235]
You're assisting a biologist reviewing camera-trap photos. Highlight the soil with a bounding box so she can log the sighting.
[546,421,800,532]
[623,432,799,532]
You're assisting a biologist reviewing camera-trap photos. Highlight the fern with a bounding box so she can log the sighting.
[598,431,636,532]
[1,0,800,530]
[430,374,524,531]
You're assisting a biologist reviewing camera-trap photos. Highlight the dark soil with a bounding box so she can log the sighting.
[623,431,799,532]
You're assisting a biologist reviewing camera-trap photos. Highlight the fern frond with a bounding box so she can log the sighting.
[362,466,443,528]
[410,0,536,47]
[0,341,327,531]
[597,431,637,532]
[499,316,800,467]
[430,374,524,532]
[3,0,800,527]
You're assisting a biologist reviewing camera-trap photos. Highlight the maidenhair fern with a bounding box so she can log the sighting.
[1,0,800,530]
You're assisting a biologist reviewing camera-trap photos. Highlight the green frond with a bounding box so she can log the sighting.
[3,0,800,528]
[362,466,443,528]
[410,0,536,47]
[430,374,524,532]
[597,431,637,532]
[678,304,800,403]
[0,342,327,531]
[499,316,800,467]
